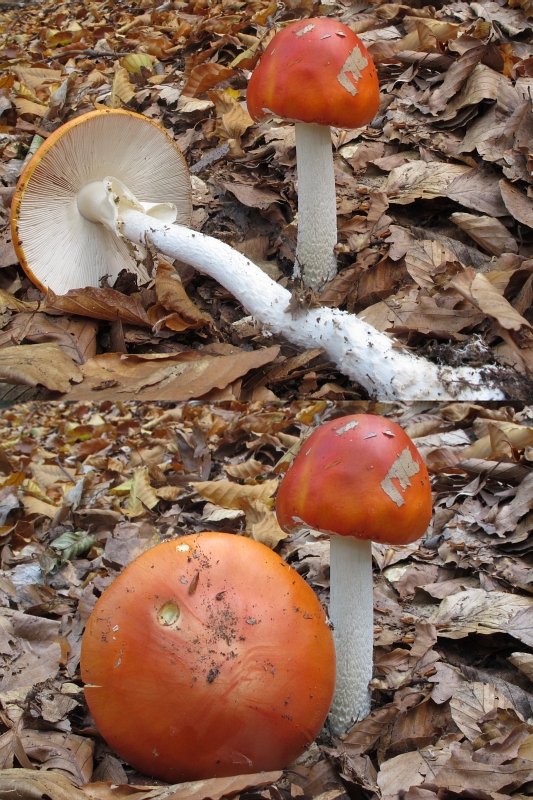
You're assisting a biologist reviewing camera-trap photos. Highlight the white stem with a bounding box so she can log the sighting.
[329,537,373,733]
[116,208,504,400]
[78,179,505,400]
[294,122,338,290]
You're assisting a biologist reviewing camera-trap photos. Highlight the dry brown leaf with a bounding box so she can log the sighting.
[181,63,237,98]
[82,771,284,800]
[111,67,135,105]
[430,588,533,642]
[0,769,87,800]
[208,89,254,143]
[500,178,533,228]
[404,240,457,289]
[125,468,159,517]
[509,652,533,682]
[240,497,286,548]
[21,730,94,786]
[0,344,82,393]
[191,478,278,509]
[470,272,532,331]
[383,161,470,205]
[450,212,518,256]
[152,261,211,330]
[225,459,272,479]
[446,168,508,217]
[66,346,280,401]
[449,683,511,741]
[43,288,151,327]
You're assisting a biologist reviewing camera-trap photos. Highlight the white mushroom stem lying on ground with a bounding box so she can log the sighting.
[80,177,505,401]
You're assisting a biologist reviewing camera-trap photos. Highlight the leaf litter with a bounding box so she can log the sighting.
[0,399,531,798]
[1,0,533,399]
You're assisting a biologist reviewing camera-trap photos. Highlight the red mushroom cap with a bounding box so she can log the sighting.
[247,18,380,129]
[81,532,335,782]
[276,415,432,545]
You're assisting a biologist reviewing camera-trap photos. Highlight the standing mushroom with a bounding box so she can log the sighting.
[246,18,380,290]
[275,414,432,733]
[81,532,336,782]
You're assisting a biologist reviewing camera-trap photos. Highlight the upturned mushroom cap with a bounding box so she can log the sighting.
[81,532,335,783]
[11,108,192,294]
[247,18,380,129]
[276,415,432,545]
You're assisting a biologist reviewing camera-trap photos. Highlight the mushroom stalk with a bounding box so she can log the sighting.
[328,536,373,732]
[294,123,337,290]
[79,178,506,400]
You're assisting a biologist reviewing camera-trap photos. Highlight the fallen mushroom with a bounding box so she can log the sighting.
[246,18,380,290]
[275,414,432,733]
[81,531,336,782]
[11,110,510,399]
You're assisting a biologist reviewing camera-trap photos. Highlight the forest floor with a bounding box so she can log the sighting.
[0,399,532,800]
[1,0,533,400]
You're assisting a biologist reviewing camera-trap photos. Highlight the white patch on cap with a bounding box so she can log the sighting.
[335,420,359,436]
[383,430,395,437]
[336,31,347,36]
[381,447,420,507]
[296,23,315,36]
[321,34,331,39]
[337,45,368,96]
[364,433,377,439]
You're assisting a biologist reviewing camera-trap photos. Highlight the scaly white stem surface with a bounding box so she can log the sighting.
[328,536,373,733]
[78,177,507,401]
[294,122,337,290]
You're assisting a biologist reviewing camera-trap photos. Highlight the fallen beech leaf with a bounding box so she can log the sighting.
[181,63,237,98]
[470,272,532,331]
[383,161,470,204]
[152,261,211,330]
[430,588,533,642]
[191,478,278,509]
[0,344,82,392]
[449,682,511,740]
[240,497,287,548]
[450,212,518,255]
[500,178,533,228]
[81,770,283,800]
[43,288,151,327]
[125,467,159,516]
[225,458,272,479]
[20,730,94,786]
[509,652,533,681]
[66,347,280,401]
[446,168,508,216]
[0,769,87,800]
[208,89,254,143]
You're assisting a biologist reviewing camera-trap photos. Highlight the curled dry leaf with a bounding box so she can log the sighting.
[0,769,87,800]
[43,288,151,328]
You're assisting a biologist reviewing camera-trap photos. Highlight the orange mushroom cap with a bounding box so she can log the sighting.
[276,415,432,546]
[81,532,335,782]
[247,18,380,129]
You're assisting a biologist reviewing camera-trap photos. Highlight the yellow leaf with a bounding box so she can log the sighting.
[111,67,135,105]
[121,54,154,74]
[191,479,279,509]
[240,498,287,549]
